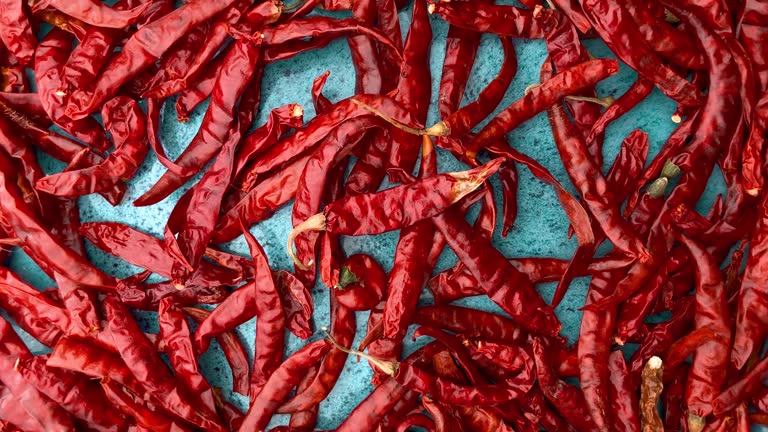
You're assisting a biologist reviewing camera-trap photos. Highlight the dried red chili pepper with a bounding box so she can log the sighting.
[14,355,129,431]
[100,378,189,432]
[36,96,147,200]
[276,294,354,413]
[158,298,216,414]
[334,254,386,310]
[607,350,641,432]
[104,296,223,431]
[238,340,331,431]
[532,338,599,431]
[135,32,263,206]
[214,155,309,243]
[428,2,545,38]
[79,222,241,287]
[1,321,77,432]
[65,0,239,119]
[586,78,654,146]
[0,267,69,347]
[580,0,703,107]
[183,307,251,397]
[32,0,150,28]
[33,29,111,152]
[272,270,313,339]
[0,0,36,65]
[241,226,286,398]
[0,381,46,432]
[287,158,503,268]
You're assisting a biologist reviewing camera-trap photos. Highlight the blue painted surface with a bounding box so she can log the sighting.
[8,1,758,430]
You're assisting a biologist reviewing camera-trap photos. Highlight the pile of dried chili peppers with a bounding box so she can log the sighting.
[1,0,768,430]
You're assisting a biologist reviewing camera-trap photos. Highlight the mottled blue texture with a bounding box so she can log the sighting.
[5,1,742,430]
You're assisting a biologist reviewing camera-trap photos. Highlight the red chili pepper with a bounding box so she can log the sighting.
[532,339,599,432]
[272,270,313,339]
[240,226,286,398]
[287,158,503,268]
[65,0,239,119]
[183,307,251,397]
[334,254,386,310]
[135,32,263,207]
[0,0,36,65]
[36,96,148,200]
[414,304,527,344]
[104,295,224,431]
[79,222,242,287]
[0,153,117,290]
[174,52,224,122]
[607,350,641,432]
[14,355,129,431]
[100,378,189,432]
[580,0,703,107]
[158,298,217,414]
[234,103,304,178]
[0,316,76,430]
[276,294,354,413]
[33,29,111,152]
[0,267,69,347]
[456,59,616,158]
[32,0,150,28]
[0,381,46,432]
[586,78,654,146]
[239,340,331,431]
[214,154,310,243]
[428,2,545,38]
[547,86,650,261]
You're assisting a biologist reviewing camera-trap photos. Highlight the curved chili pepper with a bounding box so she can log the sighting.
[79,222,241,287]
[0,267,69,347]
[65,0,239,119]
[670,234,727,427]
[586,78,654,146]
[428,2,545,38]
[547,93,650,261]
[276,294,354,413]
[239,95,417,192]
[0,153,117,290]
[238,340,331,431]
[287,364,319,430]
[241,226,286,398]
[580,0,703,107]
[450,58,611,156]
[273,270,313,339]
[36,96,147,200]
[32,0,150,28]
[438,0,489,118]
[184,307,251,397]
[607,350,641,432]
[0,318,76,431]
[58,11,123,94]
[15,355,129,431]
[34,29,110,152]
[100,378,188,432]
[287,158,503,268]
[0,0,36,65]
[214,154,310,243]
[104,296,224,431]
[135,33,262,207]
[158,298,216,414]
[414,304,527,344]
[290,117,383,287]
[434,36,517,155]
[532,339,599,431]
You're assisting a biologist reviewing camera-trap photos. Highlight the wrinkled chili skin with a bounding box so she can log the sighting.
[0,0,36,65]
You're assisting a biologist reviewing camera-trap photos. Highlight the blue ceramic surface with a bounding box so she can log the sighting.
[7,1,761,430]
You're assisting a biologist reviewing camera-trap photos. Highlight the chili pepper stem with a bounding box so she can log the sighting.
[660,160,681,178]
[647,177,669,198]
[688,415,706,432]
[350,99,449,136]
[321,326,398,376]
[287,213,327,270]
[565,95,616,108]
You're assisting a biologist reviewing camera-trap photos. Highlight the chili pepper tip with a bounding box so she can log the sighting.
[286,213,327,270]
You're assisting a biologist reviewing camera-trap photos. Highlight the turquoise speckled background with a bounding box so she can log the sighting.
[6,1,744,429]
